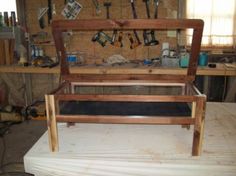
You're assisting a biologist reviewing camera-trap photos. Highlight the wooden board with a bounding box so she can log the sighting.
[0,63,236,76]
[24,102,236,176]
[0,39,15,65]
[0,40,6,65]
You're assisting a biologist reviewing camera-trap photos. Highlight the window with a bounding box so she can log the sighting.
[1,0,17,18]
[186,0,236,47]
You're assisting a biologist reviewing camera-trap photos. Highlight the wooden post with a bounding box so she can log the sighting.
[191,101,196,118]
[192,96,206,156]
[45,95,59,152]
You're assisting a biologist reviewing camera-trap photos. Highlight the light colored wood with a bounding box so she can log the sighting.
[191,101,196,118]
[0,63,236,76]
[192,96,206,156]
[45,95,59,152]
[24,103,236,176]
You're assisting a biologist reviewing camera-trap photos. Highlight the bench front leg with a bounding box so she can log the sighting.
[192,96,206,156]
[45,94,59,152]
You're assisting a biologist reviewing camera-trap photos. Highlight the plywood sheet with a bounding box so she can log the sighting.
[24,103,236,176]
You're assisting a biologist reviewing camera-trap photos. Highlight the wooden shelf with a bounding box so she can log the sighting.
[0,27,14,39]
[0,63,236,76]
[31,42,55,46]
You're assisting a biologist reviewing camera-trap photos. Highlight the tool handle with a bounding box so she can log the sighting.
[104,2,111,19]
[133,30,141,44]
[143,0,151,19]
[154,0,159,19]
[106,6,110,19]
[130,0,138,19]
[92,0,101,15]
[48,0,52,24]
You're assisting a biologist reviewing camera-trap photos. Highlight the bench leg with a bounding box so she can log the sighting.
[192,97,206,156]
[45,95,59,152]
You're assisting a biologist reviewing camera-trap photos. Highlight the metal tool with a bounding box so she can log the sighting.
[130,0,141,49]
[38,7,48,29]
[92,1,113,47]
[112,30,123,47]
[143,0,159,46]
[128,33,140,49]
[48,0,52,24]
[92,0,101,15]
[104,2,111,19]
[102,2,124,48]
[154,0,159,19]
[92,31,112,47]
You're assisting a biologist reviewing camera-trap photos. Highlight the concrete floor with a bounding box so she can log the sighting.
[0,120,46,175]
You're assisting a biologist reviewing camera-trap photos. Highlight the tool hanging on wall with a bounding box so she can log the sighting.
[92,31,112,47]
[92,2,113,47]
[143,0,159,46]
[92,0,101,15]
[38,7,48,29]
[129,0,141,49]
[48,0,52,24]
[61,0,82,19]
[112,30,123,47]
[102,2,124,48]
[104,2,111,19]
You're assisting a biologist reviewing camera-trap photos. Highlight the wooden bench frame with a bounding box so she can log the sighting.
[46,19,206,156]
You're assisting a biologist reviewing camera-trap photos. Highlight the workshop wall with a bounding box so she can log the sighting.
[3,0,178,105]
[25,0,178,63]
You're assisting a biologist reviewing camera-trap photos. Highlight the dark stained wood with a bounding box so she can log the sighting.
[62,74,195,83]
[56,115,195,124]
[47,18,206,156]
[49,81,69,95]
[52,19,204,31]
[188,28,204,79]
[55,94,198,102]
[52,29,69,75]
[71,81,185,87]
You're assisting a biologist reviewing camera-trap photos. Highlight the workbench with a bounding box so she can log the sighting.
[24,102,236,176]
[0,63,236,76]
[1,63,236,104]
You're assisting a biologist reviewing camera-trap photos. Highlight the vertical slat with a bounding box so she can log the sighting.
[191,101,196,118]
[45,95,59,152]
[4,40,10,65]
[0,40,5,65]
[9,39,15,64]
[192,96,206,156]
[181,84,186,95]
[71,83,75,94]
